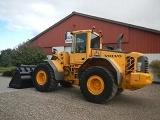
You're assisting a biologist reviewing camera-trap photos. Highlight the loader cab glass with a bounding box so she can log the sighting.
[91,33,100,49]
[73,33,87,53]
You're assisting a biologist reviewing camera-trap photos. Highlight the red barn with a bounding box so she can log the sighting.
[31,12,160,62]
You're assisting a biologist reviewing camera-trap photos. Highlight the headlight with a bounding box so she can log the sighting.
[137,56,149,73]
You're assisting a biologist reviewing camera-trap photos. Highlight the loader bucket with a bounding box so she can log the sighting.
[9,65,36,89]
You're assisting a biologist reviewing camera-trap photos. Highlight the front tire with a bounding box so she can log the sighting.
[32,63,58,92]
[80,66,117,104]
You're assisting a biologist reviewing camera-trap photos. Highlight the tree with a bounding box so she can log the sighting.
[0,49,12,67]
[11,41,47,66]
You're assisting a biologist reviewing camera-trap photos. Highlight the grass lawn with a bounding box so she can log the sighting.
[0,66,16,73]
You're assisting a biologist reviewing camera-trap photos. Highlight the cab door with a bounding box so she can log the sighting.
[70,33,87,64]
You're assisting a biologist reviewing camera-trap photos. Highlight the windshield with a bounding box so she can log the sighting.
[91,33,100,49]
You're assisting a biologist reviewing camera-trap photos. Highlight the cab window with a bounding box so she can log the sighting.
[91,33,100,49]
[75,33,87,53]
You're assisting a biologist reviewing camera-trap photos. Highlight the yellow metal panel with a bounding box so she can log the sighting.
[70,53,86,64]
[101,51,126,71]
[59,52,70,66]
[91,50,126,73]
[130,73,153,87]
[71,30,92,34]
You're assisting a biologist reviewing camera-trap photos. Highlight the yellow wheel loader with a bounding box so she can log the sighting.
[9,28,153,103]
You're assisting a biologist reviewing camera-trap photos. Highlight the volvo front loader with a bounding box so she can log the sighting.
[9,28,153,103]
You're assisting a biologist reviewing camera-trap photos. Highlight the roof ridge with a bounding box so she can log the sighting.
[72,11,160,34]
[30,11,160,42]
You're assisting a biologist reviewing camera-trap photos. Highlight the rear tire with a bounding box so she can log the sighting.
[80,66,117,104]
[32,63,58,92]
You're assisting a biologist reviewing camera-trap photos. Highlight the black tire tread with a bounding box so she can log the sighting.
[33,63,58,92]
[80,66,117,103]
[45,63,58,91]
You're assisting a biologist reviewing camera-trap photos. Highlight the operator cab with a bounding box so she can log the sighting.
[69,30,102,64]
[71,30,101,53]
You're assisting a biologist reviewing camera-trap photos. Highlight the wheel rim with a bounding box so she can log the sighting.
[36,70,47,85]
[87,75,104,95]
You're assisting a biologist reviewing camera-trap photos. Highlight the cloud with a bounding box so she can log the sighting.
[0,0,60,35]
[0,0,160,38]
[79,0,160,30]
[0,0,160,50]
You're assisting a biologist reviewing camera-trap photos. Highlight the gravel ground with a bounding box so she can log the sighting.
[0,76,160,120]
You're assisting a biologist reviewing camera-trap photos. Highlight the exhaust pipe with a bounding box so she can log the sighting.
[9,65,36,89]
[116,33,124,51]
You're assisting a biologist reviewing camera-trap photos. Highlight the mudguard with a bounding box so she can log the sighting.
[44,60,64,80]
[78,57,123,85]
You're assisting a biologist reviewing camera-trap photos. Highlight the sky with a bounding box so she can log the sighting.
[0,0,160,50]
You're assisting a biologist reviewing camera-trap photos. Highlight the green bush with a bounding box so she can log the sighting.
[2,71,13,76]
[2,68,17,77]
[0,66,16,73]
[0,41,47,67]
[11,41,47,66]
[149,60,160,79]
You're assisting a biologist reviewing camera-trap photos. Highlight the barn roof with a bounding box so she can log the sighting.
[30,11,160,41]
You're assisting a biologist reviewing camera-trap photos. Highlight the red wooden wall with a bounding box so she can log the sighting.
[32,14,160,54]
